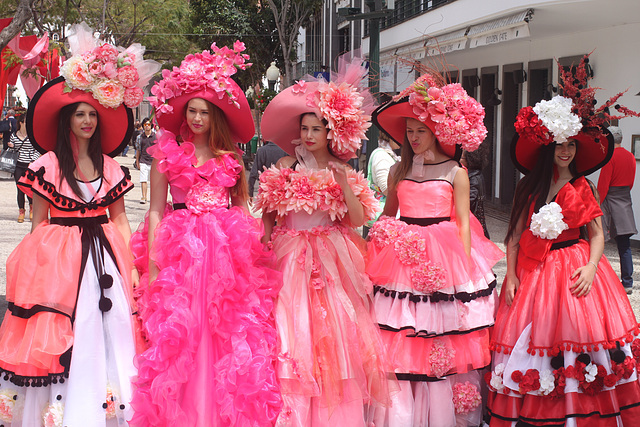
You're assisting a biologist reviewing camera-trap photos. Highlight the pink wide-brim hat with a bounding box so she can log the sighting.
[261,82,322,156]
[373,98,460,160]
[157,84,255,144]
[27,76,133,156]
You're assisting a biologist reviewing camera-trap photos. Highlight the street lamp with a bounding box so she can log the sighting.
[266,62,280,91]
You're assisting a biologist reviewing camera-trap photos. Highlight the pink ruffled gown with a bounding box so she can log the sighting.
[130,133,282,427]
[255,164,392,427]
[366,160,504,426]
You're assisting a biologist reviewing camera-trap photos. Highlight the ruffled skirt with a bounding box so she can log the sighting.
[130,205,282,427]
[270,223,393,427]
[488,240,640,426]
[0,221,137,426]
[366,216,503,426]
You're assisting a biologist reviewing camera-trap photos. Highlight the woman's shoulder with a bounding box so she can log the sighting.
[276,155,297,169]
[29,151,56,170]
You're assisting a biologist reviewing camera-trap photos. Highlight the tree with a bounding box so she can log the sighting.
[189,0,282,89]
[0,0,34,51]
[265,0,322,88]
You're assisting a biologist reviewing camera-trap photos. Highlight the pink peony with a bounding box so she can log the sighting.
[394,231,427,265]
[60,56,94,89]
[411,261,447,293]
[368,217,406,247]
[117,65,139,88]
[0,389,16,422]
[42,402,64,427]
[92,80,125,109]
[95,44,118,62]
[452,382,482,414]
[88,61,104,76]
[124,87,144,108]
[103,62,118,79]
[429,340,455,377]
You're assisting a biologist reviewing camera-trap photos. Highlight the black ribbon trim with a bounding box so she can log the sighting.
[173,203,187,210]
[373,277,497,304]
[399,216,450,226]
[0,366,69,388]
[550,239,580,250]
[19,166,132,213]
[394,364,490,383]
[7,302,71,320]
[378,322,493,338]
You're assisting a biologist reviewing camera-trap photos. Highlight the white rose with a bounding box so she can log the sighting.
[533,96,582,143]
[530,202,569,240]
[490,373,504,391]
[539,370,556,395]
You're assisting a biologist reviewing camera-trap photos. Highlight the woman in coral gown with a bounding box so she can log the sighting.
[256,55,392,427]
[366,71,503,426]
[0,23,158,426]
[130,42,282,426]
[487,55,640,426]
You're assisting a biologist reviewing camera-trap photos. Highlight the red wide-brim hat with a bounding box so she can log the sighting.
[261,82,322,156]
[26,77,133,156]
[511,126,614,176]
[157,84,255,145]
[372,98,461,160]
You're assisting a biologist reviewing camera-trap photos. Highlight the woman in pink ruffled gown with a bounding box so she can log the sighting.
[367,72,504,426]
[255,57,393,426]
[129,43,282,426]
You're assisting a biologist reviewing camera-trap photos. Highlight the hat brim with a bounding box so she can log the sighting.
[260,82,322,156]
[511,127,614,176]
[26,77,133,157]
[157,84,255,144]
[372,98,461,160]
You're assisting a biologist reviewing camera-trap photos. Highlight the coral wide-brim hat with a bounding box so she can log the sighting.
[261,82,321,156]
[511,126,614,176]
[27,76,133,156]
[157,84,255,144]
[373,98,461,160]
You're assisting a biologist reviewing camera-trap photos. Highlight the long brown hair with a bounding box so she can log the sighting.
[206,101,249,203]
[55,102,104,198]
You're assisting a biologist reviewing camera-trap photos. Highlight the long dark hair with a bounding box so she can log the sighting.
[505,142,578,243]
[54,103,104,198]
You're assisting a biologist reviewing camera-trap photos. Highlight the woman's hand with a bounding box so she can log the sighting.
[7,141,13,148]
[328,161,349,188]
[570,263,596,297]
[131,268,140,289]
[503,272,520,306]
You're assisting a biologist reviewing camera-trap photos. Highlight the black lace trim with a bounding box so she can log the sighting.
[373,277,497,304]
[17,166,132,213]
[0,346,71,388]
[7,302,71,320]
[394,364,490,383]
[378,322,493,338]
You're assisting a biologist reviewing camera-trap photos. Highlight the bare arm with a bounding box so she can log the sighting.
[570,216,604,297]
[147,159,169,283]
[382,164,399,217]
[30,193,49,232]
[504,212,526,306]
[452,167,471,258]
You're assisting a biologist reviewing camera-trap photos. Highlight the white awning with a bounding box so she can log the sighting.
[468,9,533,49]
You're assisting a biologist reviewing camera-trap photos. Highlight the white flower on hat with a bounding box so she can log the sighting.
[530,202,569,240]
[533,96,582,143]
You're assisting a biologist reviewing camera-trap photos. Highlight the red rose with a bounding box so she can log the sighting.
[564,365,576,379]
[484,371,493,387]
[511,370,523,382]
[604,374,618,388]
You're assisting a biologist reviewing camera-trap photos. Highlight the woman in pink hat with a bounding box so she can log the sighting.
[129,42,282,426]
[367,72,503,426]
[487,56,640,427]
[0,23,159,426]
[255,56,392,426]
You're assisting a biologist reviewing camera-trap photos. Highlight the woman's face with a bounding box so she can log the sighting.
[70,102,98,141]
[186,98,211,135]
[300,113,329,152]
[554,139,577,168]
[406,117,436,155]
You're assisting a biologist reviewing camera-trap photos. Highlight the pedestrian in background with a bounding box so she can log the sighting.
[2,108,17,150]
[461,141,491,238]
[8,114,40,222]
[597,125,637,294]
[366,131,400,226]
[248,139,287,199]
[136,117,156,204]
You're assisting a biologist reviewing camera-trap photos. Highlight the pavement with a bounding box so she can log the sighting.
[0,154,639,322]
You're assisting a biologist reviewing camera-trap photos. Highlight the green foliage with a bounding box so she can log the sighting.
[189,0,283,89]
[252,87,277,111]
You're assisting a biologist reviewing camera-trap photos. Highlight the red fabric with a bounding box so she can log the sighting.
[488,381,640,426]
[597,146,636,200]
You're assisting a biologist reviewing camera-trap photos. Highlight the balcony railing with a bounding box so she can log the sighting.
[365,0,454,35]
[294,61,324,80]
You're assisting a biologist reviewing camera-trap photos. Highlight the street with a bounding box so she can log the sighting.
[0,154,639,321]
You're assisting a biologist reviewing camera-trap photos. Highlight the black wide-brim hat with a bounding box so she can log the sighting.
[27,76,133,156]
[511,126,614,176]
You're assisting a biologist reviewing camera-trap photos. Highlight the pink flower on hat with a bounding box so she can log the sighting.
[292,80,307,94]
[92,80,125,109]
[117,65,139,88]
[61,56,94,90]
[124,87,144,109]
[95,43,118,62]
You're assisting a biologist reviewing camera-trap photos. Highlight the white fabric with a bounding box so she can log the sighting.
[139,163,151,183]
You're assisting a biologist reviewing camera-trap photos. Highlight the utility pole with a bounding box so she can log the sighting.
[338,0,393,177]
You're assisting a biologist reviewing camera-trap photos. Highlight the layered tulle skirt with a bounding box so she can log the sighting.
[130,205,282,427]
[270,219,393,427]
[366,216,503,426]
[0,220,137,426]
[488,240,640,426]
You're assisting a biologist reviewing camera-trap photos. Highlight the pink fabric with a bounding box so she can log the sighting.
[130,135,282,426]
[396,180,455,218]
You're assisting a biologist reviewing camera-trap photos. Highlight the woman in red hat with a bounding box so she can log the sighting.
[0,23,159,426]
[255,55,392,426]
[487,56,640,426]
[367,72,503,426]
[129,42,282,426]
